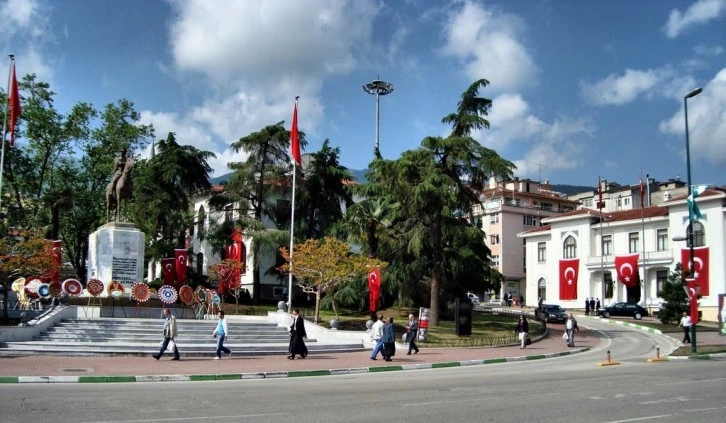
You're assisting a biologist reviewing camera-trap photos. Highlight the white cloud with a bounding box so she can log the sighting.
[440,0,538,91]
[475,93,594,177]
[663,0,726,39]
[694,44,724,56]
[0,0,54,81]
[168,0,378,84]
[581,68,665,106]
[659,67,726,164]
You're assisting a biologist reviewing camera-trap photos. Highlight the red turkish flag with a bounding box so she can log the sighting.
[50,240,62,283]
[8,62,21,147]
[174,249,188,285]
[290,101,301,166]
[614,253,639,288]
[559,259,579,300]
[161,258,176,286]
[217,264,230,297]
[685,278,700,324]
[368,267,381,312]
[681,247,709,296]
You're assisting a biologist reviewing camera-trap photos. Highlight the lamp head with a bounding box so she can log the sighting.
[685,87,702,99]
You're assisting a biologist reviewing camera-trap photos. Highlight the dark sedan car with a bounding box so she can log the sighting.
[535,304,568,323]
[598,302,648,320]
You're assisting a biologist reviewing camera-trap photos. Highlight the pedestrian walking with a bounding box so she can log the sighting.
[595,298,601,314]
[515,315,529,349]
[507,293,512,307]
[287,308,308,359]
[381,317,395,361]
[370,314,384,360]
[152,308,180,361]
[212,310,231,359]
[406,313,420,355]
[519,293,524,308]
[585,298,590,315]
[538,297,543,310]
[565,314,579,347]
[679,312,692,344]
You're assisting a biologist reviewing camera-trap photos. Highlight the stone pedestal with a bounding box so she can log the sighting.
[87,222,145,297]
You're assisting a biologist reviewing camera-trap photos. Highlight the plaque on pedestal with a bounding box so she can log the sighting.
[87,222,145,297]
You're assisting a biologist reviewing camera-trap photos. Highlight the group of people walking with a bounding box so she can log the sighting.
[369,313,420,361]
[150,308,309,361]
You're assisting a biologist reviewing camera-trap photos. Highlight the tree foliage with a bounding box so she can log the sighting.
[657,263,689,325]
[279,237,387,322]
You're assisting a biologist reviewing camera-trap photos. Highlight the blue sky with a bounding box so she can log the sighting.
[3,0,725,187]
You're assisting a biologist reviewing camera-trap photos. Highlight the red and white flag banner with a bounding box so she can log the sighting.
[681,247,709,296]
[174,249,188,285]
[614,253,640,288]
[559,258,579,300]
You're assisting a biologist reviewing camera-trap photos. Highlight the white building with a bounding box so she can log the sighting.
[519,188,725,322]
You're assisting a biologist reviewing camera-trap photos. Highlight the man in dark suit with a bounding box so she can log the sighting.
[288,308,308,359]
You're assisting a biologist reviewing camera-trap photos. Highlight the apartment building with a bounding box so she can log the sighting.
[471,178,581,303]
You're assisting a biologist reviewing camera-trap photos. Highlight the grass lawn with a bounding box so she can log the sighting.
[670,345,726,356]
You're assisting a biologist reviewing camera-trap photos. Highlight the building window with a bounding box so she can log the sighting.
[490,213,500,224]
[490,234,500,245]
[656,229,668,251]
[656,270,668,296]
[538,278,546,302]
[629,232,639,253]
[688,222,705,247]
[197,206,206,234]
[541,202,553,212]
[624,197,630,206]
[490,255,500,267]
[563,236,577,259]
[537,242,546,262]
[523,215,537,226]
[604,271,613,299]
[224,205,233,222]
[602,235,612,256]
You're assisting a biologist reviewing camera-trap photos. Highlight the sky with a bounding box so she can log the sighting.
[2,0,725,187]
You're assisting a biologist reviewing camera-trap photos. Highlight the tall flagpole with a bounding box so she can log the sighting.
[639,168,647,308]
[287,96,299,314]
[0,54,16,215]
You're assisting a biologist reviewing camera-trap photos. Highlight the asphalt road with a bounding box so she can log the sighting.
[1,319,724,423]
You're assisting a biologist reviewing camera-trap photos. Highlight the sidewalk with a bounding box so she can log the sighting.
[0,326,598,381]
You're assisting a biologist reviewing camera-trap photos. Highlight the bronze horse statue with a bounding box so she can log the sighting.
[106,158,134,222]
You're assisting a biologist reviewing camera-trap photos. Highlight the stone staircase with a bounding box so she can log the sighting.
[0,318,365,357]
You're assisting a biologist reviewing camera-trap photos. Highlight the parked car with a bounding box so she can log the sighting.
[598,302,648,320]
[466,292,480,303]
[535,304,568,323]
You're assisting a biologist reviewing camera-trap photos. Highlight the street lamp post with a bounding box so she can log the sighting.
[684,86,702,353]
[362,78,394,156]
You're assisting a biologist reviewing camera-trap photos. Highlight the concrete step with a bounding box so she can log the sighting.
[46,327,281,336]
[34,335,305,343]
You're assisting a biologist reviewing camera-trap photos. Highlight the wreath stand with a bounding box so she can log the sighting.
[85,296,102,318]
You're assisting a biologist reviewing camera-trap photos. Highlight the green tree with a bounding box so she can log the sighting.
[209,122,305,304]
[133,132,215,262]
[295,139,352,239]
[657,263,689,325]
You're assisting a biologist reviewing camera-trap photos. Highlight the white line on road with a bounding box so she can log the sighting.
[83,413,287,423]
[602,414,671,423]
[684,407,720,412]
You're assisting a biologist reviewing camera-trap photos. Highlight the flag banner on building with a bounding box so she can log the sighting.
[685,278,700,324]
[233,228,246,274]
[368,267,381,312]
[161,258,176,286]
[559,258,579,300]
[614,253,640,288]
[50,240,62,283]
[174,249,188,285]
[597,177,603,209]
[687,185,708,220]
[8,61,21,147]
[681,246,709,296]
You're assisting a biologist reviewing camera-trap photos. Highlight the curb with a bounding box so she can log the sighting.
[0,348,590,384]
[576,314,663,335]
[666,352,726,360]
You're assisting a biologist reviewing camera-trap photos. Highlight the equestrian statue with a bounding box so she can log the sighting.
[105,148,134,222]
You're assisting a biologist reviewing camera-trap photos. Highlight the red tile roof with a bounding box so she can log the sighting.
[521,224,551,234]
[663,188,725,203]
[603,206,668,223]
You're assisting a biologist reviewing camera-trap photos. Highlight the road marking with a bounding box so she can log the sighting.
[83,413,287,423]
[640,397,697,405]
[590,392,652,400]
[684,407,720,412]
[402,398,484,407]
[603,414,671,423]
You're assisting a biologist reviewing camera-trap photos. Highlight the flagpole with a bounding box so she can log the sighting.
[0,54,15,215]
[287,96,299,314]
[598,176,606,305]
[639,168,648,309]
